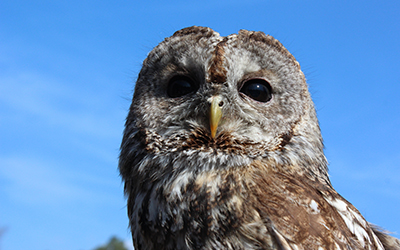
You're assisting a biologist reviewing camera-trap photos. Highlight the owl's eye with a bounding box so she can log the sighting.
[239,79,272,102]
[167,76,198,98]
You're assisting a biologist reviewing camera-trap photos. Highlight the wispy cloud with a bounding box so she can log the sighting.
[0,71,124,139]
[0,155,122,207]
[0,70,126,164]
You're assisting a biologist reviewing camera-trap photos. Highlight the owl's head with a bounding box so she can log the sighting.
[121,26,328,183]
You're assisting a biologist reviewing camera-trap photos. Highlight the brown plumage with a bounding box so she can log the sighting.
[119,26,399,249]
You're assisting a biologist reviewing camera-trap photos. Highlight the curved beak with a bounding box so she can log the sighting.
[209,95,223,138]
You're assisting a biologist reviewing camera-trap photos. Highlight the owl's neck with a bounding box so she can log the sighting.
[137,126,329,185]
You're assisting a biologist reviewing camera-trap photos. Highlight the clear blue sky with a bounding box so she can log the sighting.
[1,1,399,249]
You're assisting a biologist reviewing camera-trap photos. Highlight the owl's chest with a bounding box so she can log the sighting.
[133,169,275,249]
[132,163,384,250]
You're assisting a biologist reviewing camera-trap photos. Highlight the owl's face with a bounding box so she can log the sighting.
[122,26,327,182]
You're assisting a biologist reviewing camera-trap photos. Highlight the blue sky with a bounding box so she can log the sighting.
[0,1,399,249]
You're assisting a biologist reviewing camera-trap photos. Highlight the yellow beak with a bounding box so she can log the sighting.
[209,95,223,138]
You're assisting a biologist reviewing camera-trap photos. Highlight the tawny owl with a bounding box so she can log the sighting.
[119,26,399,250]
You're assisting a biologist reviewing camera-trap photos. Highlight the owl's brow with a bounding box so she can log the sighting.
[207,37,229,84]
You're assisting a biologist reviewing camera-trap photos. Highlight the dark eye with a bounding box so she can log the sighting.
[239,79,272,102]
[167,76,198,98]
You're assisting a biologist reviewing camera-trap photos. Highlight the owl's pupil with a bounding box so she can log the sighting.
[167,76,198,98]
[240,79,272,102]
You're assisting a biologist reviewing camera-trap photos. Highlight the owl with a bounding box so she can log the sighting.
[119,26,400,250]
